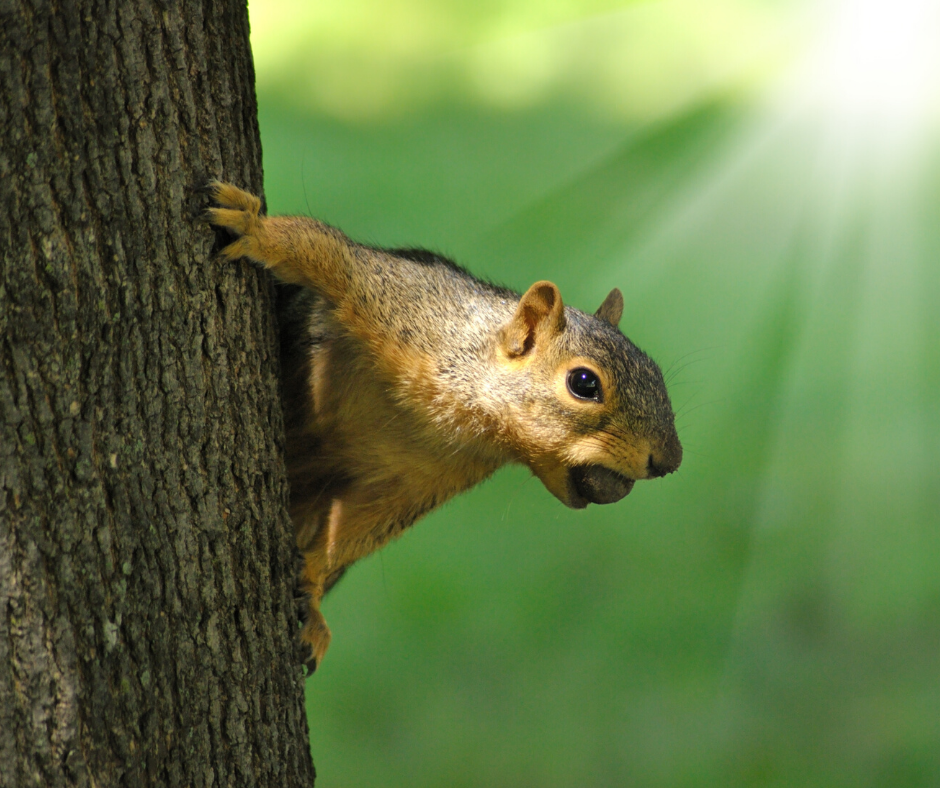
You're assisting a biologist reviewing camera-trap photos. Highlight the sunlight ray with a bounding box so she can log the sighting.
[696,0,940,753]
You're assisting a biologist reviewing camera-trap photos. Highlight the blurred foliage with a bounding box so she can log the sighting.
[251,1,940,785]
[250,0,792,121]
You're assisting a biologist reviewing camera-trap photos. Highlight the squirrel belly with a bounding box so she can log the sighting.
[206,182,682,671]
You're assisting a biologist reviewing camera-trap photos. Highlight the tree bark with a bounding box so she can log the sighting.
[0,1,315,786]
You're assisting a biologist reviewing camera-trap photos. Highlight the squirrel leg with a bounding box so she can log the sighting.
[297,495,350,672]
[204,182,435,394]
[204,181,353,300]
[299,550,332,673]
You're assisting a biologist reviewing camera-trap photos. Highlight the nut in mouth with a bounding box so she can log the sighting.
[567,465,635,508]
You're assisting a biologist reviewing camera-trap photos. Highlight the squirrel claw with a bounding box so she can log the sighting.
[191,179,221,196]
[304,653,318,676]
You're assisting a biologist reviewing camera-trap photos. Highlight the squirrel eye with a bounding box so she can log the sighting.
[567,368,602,402]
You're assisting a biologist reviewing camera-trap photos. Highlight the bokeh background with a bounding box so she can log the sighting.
[248,1,940,785]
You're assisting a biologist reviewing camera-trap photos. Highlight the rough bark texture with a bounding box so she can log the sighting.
[0,0,315,786]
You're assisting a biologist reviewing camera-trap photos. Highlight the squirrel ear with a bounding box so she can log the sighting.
[501,280,566,358]
[594,288,623,327]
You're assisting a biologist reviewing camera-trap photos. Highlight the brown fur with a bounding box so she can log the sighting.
[205,182,682,671]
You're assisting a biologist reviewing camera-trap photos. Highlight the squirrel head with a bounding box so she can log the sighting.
[496,281,682,509]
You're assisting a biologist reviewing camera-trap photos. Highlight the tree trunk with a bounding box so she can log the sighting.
[0,1,315,786]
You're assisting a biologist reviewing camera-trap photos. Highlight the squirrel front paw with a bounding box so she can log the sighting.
[300,609,332,674]
[202,181,270,265]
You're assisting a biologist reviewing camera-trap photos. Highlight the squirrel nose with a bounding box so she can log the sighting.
[647,438,682,478]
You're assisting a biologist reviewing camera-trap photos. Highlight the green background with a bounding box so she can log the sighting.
[250,1,940,785]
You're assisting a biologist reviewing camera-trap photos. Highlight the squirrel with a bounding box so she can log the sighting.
[205,182,682,672]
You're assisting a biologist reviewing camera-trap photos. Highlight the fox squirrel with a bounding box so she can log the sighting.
[205,182,682,672]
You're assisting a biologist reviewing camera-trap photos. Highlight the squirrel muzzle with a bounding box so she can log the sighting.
[568,465,636,508]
